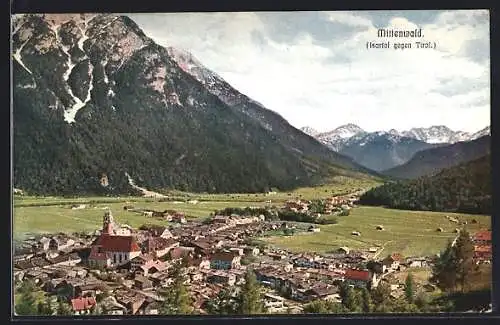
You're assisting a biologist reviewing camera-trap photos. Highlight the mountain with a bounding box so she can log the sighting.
[359,154,491,215]
[316,123,367,151]
[163,47,373,178]
[338,132,438,172]
[471,126,490,140]
[12,14,376,196]
[400,125,472,144]
[300,126,320,137]
[382,135,491,179]
[304,123,489,172]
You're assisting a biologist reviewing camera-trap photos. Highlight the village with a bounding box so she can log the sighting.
[13,194,492,315]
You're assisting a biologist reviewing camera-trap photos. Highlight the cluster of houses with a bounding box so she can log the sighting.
[472,230,492,264]
[13,210,279,315]
[123,206,187,224]
[15,206,489,316]
[284,194,358,215]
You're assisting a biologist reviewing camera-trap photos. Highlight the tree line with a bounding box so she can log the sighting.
[359,155,491,215]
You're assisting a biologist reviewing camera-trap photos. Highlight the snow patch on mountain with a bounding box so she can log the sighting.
[13,39,33,74]
[300,126,320,137]
[77,18,89,52]
[471,126,490,140]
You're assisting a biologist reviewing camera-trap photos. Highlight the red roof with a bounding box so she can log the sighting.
[93,235,141,253]
[473,231,491,242]
[474,245,492,253]
[71,297,96,311]
[390,253,403,261]
[345,269,371,281]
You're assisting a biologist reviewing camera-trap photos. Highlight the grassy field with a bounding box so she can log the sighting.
[13,178,380,240]
[263,206,491,257]
[13,200,271,240]
[13,177,380,208]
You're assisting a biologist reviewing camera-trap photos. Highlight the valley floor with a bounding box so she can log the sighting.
[263,206,490,257]
[13,197,490,258]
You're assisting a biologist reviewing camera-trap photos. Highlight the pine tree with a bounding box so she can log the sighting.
[56,300,74,316]
[431,240,458,292]
[361,287,373,313]
[303,300,329,313]
[371,282,391,307]
[159,264,193,315]
[237,269,265,314]
[15,282,38,316]
[453,229,475,293]
[404,273,415,303]
[37,297,53,316]
[206,288,239,315]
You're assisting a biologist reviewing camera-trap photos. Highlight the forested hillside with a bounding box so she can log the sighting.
[359,155,491,214]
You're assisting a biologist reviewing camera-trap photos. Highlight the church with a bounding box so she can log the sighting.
[88,211,141,268]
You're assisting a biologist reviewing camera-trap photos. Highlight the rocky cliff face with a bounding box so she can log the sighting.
[12,14,375,196]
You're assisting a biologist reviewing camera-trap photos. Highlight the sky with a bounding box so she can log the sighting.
[128,10,490,133]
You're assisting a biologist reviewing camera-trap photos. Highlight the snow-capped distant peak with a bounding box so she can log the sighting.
[331,123,365,139]
[300,126,320,137]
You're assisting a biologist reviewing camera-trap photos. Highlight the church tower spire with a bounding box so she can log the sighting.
[102,210,114,235]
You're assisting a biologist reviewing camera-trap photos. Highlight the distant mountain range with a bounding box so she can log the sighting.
[301,124,490,172]
[382,135,491,179]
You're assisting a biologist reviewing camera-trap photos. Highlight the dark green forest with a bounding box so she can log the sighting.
[359,155,491,214]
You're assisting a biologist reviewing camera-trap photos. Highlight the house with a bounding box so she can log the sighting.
[138,298,161,315]
[49,236,75,252]
[131,254,168,276]
[115,289,147,315]
[149,272,172,288]
[473,245,492,264]
[405,257,428,268]
[210,252,241,270]
[74,281,109,298]
[189,271,204,283]
[169,246,195,260]
[243,246,260,256]
[160,228,174,239]
[344,269,372,288]
[172,212,187,224]
[88,212,142,268]
[36,237,51,251]
[47,252,81,267]
[191,240,213,255]
[264,293,285,310]
[382,253,403,272]
[100,296,128,315]
[71,296,97,315]
[134,275,153,290]
[228,247,244,256]
[472,230,491,245]
[143,237,179,258]
[186,257,211,270]
[304,284,340,302]
[213,215,231,224]
[207,271,236,286]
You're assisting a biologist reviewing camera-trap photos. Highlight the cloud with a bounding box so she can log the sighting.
[128,10,490,133]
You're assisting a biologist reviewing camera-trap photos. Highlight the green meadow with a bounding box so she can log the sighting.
[263,206,490,257]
